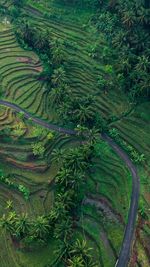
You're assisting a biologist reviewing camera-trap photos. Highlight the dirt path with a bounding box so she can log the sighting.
[0,99,140,267]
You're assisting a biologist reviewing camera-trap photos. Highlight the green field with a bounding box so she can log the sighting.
[0,0,149,267]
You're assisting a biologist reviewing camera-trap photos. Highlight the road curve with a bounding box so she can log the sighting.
[0,100,76,135]
[102,133,140,267]
[0,99,140,267]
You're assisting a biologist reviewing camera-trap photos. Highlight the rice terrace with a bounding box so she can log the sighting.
[0,0,149,267]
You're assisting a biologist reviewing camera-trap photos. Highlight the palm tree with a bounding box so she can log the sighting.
[136,55,149,72]
[74,105,93,124]
[81,143,94,161]
[130,30,148,51]
[70,170,85,190]
[137,6,150,25]
[70,239,92,257]
[50,84,71,106]
[51,67,66,87]
[86,127,100,145]
[54,217,72,243]
[56,191,76,211]
[50,38,65,65]
[82,94,96,106]
[15,213,31,238]
[67,256,84,267]
[119,58,132,75]
[50,87,64,105]
[122,10,137,28]
[51,148,65,164]
[74,125,88,138]
[69,239,98,266]
[17,19,32,45]
[65,148,87,171]
[33,30,48,52]
[137,75,150,97]
[55,168,72,187]
[5,200,13,210]
[0,212,17,235]
[54,199,68,220]
[52,47,65,65]
[33,216,50,240]
[13,0,25,7]
[58,101,72,122]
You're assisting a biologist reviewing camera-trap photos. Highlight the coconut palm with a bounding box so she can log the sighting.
[5,200,13,210]
[56,191,76,211]
[13,0,25,7]
[70,170,85,190]
[50,84,71,106]
[17,19,32,44]
[55,168,72,187]
[70,239,92,256]
[65,148,87,171]
[74,105,93,125]
[50,87,65,105]
[51,67,66,87]
[136,55,150,72]
[82,94,96,106]
[137,75,150,97]
[58,101,72,122]
[75,125,88,138]
[33,30,49,52]
[33,216,50,239]
[86,127,100,145]
[54,199,68,220]
[119,58,132,75]
[81,143,94,162]
[52,47,65,65]
[54,217,72,243]
[137,6,150,25]
[122,10,137,27]
[67,256,84,267]
[112,30,129,48]
[0,212,17,235]
[69,239,97,266]
[51,148,65,164]
[69,239,99,266]
[15,213,31,238]
[130,30,149,51]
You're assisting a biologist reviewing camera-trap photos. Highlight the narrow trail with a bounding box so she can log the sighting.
[0,99,140,267]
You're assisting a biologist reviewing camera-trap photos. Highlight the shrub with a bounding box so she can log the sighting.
[12,122,26,137]
[18,185,30,200]
[0,170,30,200]
[32,142,45,157]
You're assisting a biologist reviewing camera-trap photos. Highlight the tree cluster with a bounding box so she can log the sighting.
[95,0,150,100]
[0,142,98,266]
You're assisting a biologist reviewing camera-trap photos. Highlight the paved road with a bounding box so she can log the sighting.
[102,133,140,267]
[0,99,140,267]
[0,100,76,135]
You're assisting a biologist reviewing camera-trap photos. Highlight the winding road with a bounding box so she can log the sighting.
[101,133,140,267]
[0,99,140,267]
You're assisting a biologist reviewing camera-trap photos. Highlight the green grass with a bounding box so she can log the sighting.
[0,1,149,266]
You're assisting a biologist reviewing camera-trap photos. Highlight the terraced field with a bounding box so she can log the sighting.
[0,1,149,267]
[112,103,150,266]
[0,21,59,123]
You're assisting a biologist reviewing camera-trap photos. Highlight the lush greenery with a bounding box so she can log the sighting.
[94,0,150,99]
[0,0,149,266]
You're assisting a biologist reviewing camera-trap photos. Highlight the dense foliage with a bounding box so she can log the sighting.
[94,0,150,99]
[0,142,99,266]
[0,0,149,266]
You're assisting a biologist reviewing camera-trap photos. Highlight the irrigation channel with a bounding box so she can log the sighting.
[0,99,140,267]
